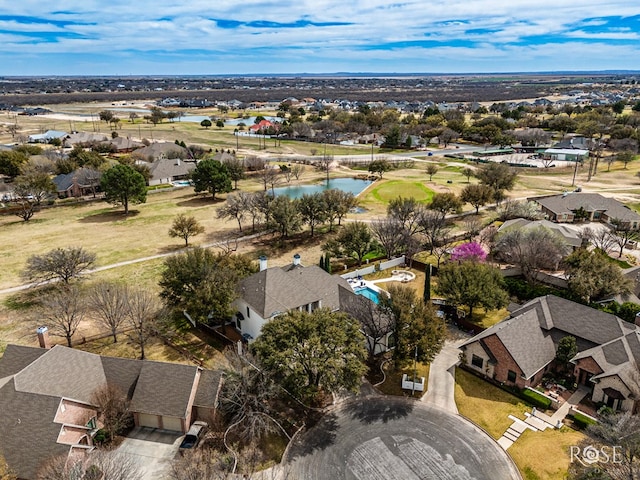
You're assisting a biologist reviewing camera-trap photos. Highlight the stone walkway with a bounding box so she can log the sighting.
[497,385,590,450]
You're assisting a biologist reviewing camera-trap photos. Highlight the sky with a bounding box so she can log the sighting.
[0,1,639,76]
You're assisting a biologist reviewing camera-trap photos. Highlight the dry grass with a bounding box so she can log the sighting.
[455,368,586,480]
[509,428,585,480]
[376,362,430,398]
[455,368,529,440]
[0,187,241,290]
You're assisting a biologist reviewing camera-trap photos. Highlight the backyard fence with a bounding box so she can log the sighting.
[340,255,406,279]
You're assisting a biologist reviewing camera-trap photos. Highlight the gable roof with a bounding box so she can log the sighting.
[0,344,46,379]
[13,346,107,404]
[462,309,556,379]
[148,157,195,182]
[129,362,199,417]
[0,378,70,480]
[52,167,101,192]
[498,218,582,247]
[133,142,189,161]
[238,264,352,318]
[511,295,633,346]
[531,193,640,223]
[0,345,222,479]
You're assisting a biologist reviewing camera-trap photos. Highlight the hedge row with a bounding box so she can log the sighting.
[520,388,553,409]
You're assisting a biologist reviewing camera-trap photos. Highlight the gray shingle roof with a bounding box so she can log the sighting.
[239,265,351,318]
[532,193,640,223]
[0,344,222,479]
[0,344,46,379]
[462,309,556,379]
[194,369,223,408]
[129,362,198,417]
[13,345,107,404]
[0,378,70,480]
[148,157,194,182]
[512,295,632,346]
[499,218,582,247]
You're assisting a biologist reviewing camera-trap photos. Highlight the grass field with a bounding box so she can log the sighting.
[509,428,585,480]
[455,368,529,439]
[455,368,585,480]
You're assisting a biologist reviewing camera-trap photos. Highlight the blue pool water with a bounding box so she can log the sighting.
[272,178,372,199]
[354,286,380,304]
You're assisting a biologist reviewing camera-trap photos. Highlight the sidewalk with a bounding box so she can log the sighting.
[497,385,590,450]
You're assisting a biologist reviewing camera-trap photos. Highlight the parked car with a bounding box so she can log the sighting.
[178,421,207,453]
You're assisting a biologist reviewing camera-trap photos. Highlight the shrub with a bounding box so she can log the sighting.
[520,388,552,409]
[568,412,597,430]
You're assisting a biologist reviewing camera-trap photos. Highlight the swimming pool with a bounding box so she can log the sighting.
[354,286,380,304]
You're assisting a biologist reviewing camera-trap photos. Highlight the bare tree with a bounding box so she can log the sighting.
[257,167,282,194]
[39,285,85,347]
[582,226,616,253]
[12,198,36,222]
[493,227,569,283]
[290,163,305,180]
[462,214,483,241]
[88,282,129,343]
[370,217,405,259]
[90,384,133,442]
[169,448,231,480]
[418,209,449,254]
[126,289,160,360]
[610,219,640,258]
[340,291,393,361]
[425,164,438,181]
[22,247,96,285]
[37,450,140,480]
[169,213,205,247]
[219,349,284,442]
[217,192,251,232]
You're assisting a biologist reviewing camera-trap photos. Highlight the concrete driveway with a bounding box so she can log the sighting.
[284,396,521,480]
[422,340,464,413]
[116,427,182,480]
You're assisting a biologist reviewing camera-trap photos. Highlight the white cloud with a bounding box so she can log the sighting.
[0,1,638,73]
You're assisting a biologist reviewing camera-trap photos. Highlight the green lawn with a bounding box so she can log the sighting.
[365,179,435,205]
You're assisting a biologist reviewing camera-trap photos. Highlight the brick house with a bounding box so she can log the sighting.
[0,344,222,479]
[460,295,640,412]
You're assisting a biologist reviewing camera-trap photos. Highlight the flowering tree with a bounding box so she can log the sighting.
[450,242,487,263]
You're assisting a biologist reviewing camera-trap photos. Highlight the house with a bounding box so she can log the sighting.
[460,295,640,412]
[498,218,583,248]
[63,132,109,148]
[28,130,67,143]
[249,119,279,134]
[233,254,360,342]
[107,136,144,153]
[0,342,222,479]
[147,157,195,186]
[132,142,190,162]
[531,193,640,227]
[52,167,102,198]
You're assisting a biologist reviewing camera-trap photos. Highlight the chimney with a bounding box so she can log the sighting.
[293,253,301,266]
[259,255,268,271]
[37,326,51,349]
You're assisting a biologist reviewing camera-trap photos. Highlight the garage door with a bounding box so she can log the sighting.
[138,413,160,429]
[161,416,183,433]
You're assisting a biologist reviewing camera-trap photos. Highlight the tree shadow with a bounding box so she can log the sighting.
[284,411,339,460]
[343,396,414,425]
[176,195,225,207]
[79,210,141,223]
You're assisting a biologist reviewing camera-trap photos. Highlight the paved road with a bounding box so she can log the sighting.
[284,396,520,480]
[422,340,464,413]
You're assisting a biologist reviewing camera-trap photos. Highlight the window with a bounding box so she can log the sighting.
[507,370,517,383]
[471,354,483,369]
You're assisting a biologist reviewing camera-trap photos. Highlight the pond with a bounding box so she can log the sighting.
[271,178,372,199]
